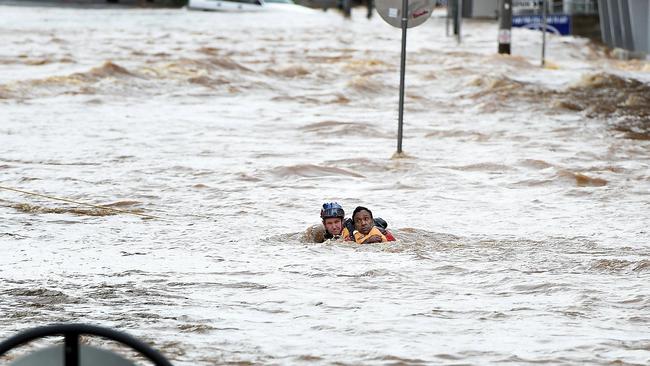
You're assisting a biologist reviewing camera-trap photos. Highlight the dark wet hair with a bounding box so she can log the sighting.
[352,206,373,221]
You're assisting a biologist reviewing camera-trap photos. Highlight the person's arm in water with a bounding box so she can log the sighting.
[353,227,387,244]
[362,234,384,244]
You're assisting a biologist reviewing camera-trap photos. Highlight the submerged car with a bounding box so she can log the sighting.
[188,0,311,12]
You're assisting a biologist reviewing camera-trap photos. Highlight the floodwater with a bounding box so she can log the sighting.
[1,3,649,365]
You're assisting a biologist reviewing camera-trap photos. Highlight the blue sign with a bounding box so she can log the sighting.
[512,14,572,35]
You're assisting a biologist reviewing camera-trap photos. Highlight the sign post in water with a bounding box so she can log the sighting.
[376,0,435,155]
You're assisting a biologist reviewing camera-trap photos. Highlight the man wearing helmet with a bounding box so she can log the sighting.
[320,202,346,240]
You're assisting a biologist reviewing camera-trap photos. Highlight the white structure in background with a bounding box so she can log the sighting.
[560,0,597,13]
[598,0,650,57]
[470,0,498,18]
[513,0,598,15]
[459,0,599,18]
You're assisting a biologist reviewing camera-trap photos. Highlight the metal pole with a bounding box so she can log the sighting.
[397,0,408,154]
[541,0,547,66]
[452,0,459,35]
[64,332,79,366]
[342,0,351,18]
[446,1,450,36]
[498,0,512,54]
[457,0,462,43]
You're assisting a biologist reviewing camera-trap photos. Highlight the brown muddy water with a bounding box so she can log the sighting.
[1,4,649,366]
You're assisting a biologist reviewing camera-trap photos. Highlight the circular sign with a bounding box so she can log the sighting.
[376,0,435,28]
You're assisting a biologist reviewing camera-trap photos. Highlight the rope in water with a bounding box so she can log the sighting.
[0,184,163,220]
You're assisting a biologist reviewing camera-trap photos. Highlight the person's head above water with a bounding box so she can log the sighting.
[352,206,374,235]
[321,202,345,236]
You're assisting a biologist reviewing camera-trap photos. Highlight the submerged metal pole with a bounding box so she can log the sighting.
[64,332,79,366]
[446,1,450,36]
[396,0,408,154]
[498,0,512,54]
[457,0,463,43]
[342,0,351,17]
[452,0,459,35]
[541,0,547,66]
[367,0,374,18]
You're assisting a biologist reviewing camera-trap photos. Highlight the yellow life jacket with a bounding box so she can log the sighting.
[341,227,351,241]
[342,226,387,244]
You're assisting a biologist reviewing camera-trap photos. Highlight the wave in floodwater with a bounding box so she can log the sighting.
[6,202,118,216]
[0,57,255,99]
[299,120,394,138]
[466,72,650,139]
[1,198,149,217]
[266,164,365,179]
[510,169,608,187]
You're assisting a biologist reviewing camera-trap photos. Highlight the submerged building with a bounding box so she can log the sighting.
[598,0,650,57]
[457,0,599,38]
[457,0,649,57]
[458,0,599,18]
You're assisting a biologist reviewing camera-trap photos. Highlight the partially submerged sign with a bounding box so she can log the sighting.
[512,14,572,35]
[375,0,435,28]
[376,0,435,155]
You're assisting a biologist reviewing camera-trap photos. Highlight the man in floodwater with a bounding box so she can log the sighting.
[342,206,395,244]
[320,202,346,240]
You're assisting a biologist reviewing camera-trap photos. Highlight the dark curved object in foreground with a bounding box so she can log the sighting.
[0,323,173,366]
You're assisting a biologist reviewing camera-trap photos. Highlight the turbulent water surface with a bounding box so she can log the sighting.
[1,4,649,365]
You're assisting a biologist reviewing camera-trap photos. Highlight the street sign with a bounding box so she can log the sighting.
[376,0,436,29]
[512,13,572,35]
[376,0,435,155]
